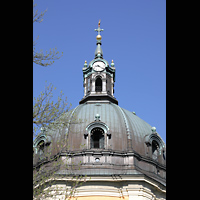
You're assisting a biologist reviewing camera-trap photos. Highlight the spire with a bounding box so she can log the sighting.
[94,20,104,58]
[79,21,118,105]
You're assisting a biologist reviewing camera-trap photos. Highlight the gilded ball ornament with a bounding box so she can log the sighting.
[96,35,102,40]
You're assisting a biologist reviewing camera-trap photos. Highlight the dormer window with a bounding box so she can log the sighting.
[38,140,45,156]
[152,140,159,160]
[95,77,102,92]
[84,121,110,149]
[90,128,104,148]
[144,133,165,162]
[33,134,52,163]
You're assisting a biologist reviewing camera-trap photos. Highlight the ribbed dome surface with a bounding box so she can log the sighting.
[67,102,156,156]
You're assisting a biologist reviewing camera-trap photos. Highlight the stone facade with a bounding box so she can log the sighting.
[35,176,165,200]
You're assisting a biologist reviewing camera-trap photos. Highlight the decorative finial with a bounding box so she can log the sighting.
[111,60,115,67]
[40,127,46,133]
[96,34,102,40]
[95,113,100,121]
[95,20,104,39]
[94,20,104,58]
[97,50,101,58]
[84,60,87,68]
[151,127,157,134]
[98,19,101,27]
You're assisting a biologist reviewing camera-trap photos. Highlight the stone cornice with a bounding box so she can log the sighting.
[60,149,166,170]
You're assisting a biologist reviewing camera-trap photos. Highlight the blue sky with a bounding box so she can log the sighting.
[33,0,166,143]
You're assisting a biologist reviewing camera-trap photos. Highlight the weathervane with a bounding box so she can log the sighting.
[94,19,104,35]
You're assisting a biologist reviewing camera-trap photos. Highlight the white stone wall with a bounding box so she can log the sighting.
[34,175,166,200]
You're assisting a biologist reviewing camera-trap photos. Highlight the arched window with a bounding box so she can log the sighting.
[37,140,45,156]
[90,128,104,148]
[144,133,165,161]
[85,121,110,149]
[87,78,90,93]
[95,77,102,92]
[152,140,159,160]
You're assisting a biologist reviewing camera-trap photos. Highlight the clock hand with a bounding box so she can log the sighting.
[96,65,104,69]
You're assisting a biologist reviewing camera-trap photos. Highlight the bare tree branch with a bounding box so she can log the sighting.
[33,1,63,67]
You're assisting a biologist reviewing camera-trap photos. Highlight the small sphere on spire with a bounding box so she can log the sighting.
[97,50,102,58]
[96,34,102,40]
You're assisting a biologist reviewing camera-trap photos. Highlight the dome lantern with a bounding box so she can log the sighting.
[80,20,118,105]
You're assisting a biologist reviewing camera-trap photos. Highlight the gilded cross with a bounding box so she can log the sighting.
[94,20,104,35]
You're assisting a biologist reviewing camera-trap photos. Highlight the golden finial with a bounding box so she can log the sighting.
[84,60,87,67]
[98,19,101,27]
[96,34,102,40]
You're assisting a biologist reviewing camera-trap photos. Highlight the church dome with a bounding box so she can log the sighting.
[67,103,160,155]
[33,21,166,192]
[59,102,166,181]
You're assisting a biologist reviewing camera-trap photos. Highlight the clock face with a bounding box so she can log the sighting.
[92,61,106,71]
